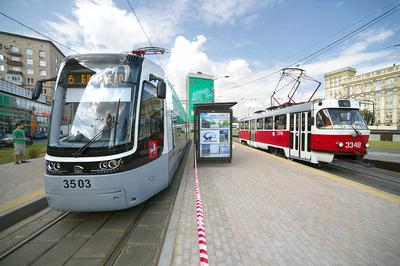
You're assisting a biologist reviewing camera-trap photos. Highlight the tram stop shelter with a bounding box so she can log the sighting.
[194,102,237,163]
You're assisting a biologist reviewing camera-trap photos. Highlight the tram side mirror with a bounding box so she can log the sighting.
[149,74,166,99]
[32,81,43,100]
[157,80,166,99]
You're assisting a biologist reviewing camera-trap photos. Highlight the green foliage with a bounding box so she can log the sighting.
[360,109,374,125]
[28,146,41,158]
[0,144,47,164]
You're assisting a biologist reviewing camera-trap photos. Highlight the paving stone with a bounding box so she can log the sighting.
[73,230,123,259]
[0,242,53,266]
[137,211,169,227]
[32,236,87,266]
[31,220,81,243]
[170,144,400,265]
[128,226,163,244]
[114,244,159,266]
[64,258,103,266]
[67,217,107,238]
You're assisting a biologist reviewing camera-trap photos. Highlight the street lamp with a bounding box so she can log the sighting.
[213,75,230,80]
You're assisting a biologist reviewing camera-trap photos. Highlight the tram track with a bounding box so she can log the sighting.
[0,144,190,265]
[0,211,70,261]
[321,160,400,196]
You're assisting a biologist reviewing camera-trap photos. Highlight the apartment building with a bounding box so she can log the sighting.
[0,31,65,102]
[324,65,400,127]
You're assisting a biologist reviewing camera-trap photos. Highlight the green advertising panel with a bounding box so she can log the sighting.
[188,77,214,122]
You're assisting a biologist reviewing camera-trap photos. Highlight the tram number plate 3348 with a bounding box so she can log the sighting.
[62,179,91,189]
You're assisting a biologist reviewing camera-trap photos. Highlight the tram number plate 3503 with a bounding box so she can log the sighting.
[62,179,91,189]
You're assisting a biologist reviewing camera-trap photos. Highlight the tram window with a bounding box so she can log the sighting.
[307,112,312,131]
[301,133,305,151]
[264,117,273,129]
[250,119,255,130]
[256,118,263,129]
[138,82,164,159]
[274,115,286,130]
[244,121,249,130]
[301,113,305,131]
[290,114,294,131]
[307,133,311,152]
[240,122,244,130]
[316,110,333,129]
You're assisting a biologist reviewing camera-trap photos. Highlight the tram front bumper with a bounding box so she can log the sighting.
[46,188,128,212]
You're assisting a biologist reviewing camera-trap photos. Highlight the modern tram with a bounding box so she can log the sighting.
[239,99,370,164]
[32,53,188,211]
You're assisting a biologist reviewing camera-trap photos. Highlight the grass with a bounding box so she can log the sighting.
[0,144,47,165]
[369,140,400,151]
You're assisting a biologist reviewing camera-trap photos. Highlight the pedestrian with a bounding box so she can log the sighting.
[12,122,29,164]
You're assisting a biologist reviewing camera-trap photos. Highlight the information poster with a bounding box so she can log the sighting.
[199,112,231,158]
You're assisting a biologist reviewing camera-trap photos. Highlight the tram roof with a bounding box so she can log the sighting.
[240,101,314,121]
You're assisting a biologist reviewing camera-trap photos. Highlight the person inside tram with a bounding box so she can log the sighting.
[316,110,332,129]
[102,113,113,140]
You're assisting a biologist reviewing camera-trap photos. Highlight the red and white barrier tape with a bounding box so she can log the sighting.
[194,152,209,266]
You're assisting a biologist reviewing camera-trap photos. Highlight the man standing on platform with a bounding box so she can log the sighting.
[12,122,28,165]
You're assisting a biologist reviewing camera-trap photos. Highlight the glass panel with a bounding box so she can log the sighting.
[264,117,273,129]
[48,59,139,156]
[256,118,263,129]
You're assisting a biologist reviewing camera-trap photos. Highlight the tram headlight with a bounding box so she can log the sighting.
[338,142,344,148]
[365,143,370,148]
[99,159,121,170]
[46,161,61,171]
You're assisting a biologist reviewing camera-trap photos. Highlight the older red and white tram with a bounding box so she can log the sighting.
[239,99,370,164]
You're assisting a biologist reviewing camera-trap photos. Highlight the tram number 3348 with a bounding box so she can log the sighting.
[345,142,362,149]
[63,179,91,189]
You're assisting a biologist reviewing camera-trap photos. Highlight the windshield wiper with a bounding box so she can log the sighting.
[349,124,361,136]
[72,121,118,157]
[72,99,121,157]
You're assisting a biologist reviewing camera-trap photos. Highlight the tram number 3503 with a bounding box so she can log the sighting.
[63,179,91,189]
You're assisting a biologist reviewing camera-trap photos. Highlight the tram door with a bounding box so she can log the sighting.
[290,112,311,160]
[250,119,256,145]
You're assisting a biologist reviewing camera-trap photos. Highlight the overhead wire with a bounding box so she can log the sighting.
[226,1,400,104]
[125,0,168,75]
[0,11,80,54]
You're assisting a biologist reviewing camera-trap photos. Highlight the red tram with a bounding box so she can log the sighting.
[239,99,370,164]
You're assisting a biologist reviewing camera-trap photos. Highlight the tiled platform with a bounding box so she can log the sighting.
[0,158,44,215]
[168,143,400,265]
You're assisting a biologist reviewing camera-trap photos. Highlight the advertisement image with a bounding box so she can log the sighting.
[199,112,231,158]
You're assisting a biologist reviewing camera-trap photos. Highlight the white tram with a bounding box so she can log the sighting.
[33,53,188,211]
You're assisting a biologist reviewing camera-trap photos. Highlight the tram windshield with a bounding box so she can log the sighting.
[316,108,368,130]
[48,57,140,156]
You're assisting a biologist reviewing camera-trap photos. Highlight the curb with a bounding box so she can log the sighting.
[0,197,48,232]
[158,144,193,266]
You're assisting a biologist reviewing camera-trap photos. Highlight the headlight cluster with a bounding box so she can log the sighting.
[46,161,61,171]
[338,142,344,148]
[99,159,121,170]
[365,143,370,148]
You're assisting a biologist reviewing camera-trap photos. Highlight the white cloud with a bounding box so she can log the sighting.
[165,35,279,118]
[196,0,276,25]
[341,29,394,56]
[43,0,188,53]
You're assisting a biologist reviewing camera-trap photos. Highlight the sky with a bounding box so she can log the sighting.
[1,0,399,117]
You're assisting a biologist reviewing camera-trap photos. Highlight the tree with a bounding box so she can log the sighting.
[360,109,374,125]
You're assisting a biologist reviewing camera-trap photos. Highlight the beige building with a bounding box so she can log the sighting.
[324,65,400,127]
[0,31,65,102]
